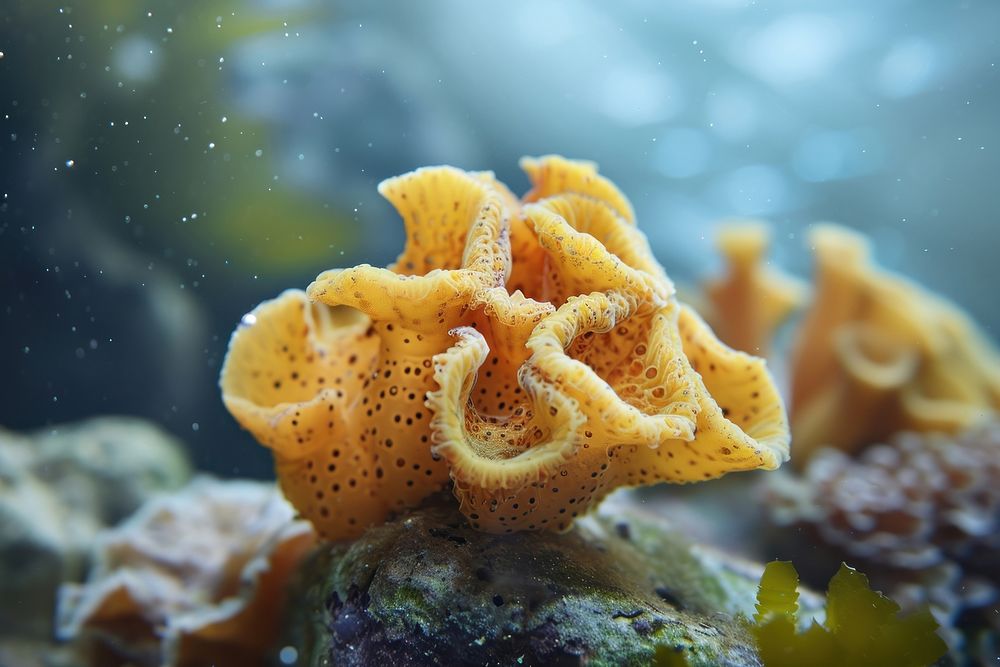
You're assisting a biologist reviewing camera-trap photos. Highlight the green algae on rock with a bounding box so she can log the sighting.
[285,495,823,667]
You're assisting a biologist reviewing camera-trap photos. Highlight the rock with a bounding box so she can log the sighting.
[0,417,192,641]
[287,494,822,667]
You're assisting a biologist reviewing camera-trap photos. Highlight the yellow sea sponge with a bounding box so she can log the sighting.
[789,224,1000,462]
[704,221,808,355]
[524,195,670,308]
[428,176,789,533]
[220,290,392,540]
[521,154,636,224]
[223,167,515,539]
[429,295,789,533]
[222,155,791,540]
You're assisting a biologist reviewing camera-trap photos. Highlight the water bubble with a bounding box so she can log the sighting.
[877,38,937,98]
[114,35,162,82]
[279,646,298,665]
[191,422,200,432]
[741,14,849,86]
[255,149,263,157]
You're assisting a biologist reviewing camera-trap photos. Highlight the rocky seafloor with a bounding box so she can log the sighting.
[286,497,823,667]
[1,417,829,667]
[4,416,985,667]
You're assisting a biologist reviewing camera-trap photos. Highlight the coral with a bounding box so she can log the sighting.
[765,421,1000,653]
[789,224,1000,462]
[752,561,947,667]
[703,221,808,356]
[56,478,315,667]
[284,495,824,667]
[769,421,1000,571]
[0,417,191,640]
[221,156,790,540]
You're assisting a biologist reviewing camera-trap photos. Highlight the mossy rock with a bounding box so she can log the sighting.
[286,495,821,666]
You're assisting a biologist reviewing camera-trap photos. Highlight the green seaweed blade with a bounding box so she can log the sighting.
[754,560,799,625]
[752,561,947,667]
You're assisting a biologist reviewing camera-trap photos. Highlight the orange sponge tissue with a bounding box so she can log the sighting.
[220,156,790,540]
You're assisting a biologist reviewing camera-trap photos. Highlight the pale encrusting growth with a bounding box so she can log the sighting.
[221,156,791,540]
[56,479,315,667]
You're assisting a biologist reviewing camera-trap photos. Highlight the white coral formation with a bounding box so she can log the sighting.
[56,478,315,667]
[0,417,191,640]
[768,422,1000,571]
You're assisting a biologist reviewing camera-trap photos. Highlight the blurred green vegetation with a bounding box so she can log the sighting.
[753,561,947,667]
[6,0,356,274]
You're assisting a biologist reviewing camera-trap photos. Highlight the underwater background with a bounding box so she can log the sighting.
[4,0,999,479]
[4,2,1000,666]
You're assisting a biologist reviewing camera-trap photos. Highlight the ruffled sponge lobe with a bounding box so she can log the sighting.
[222,155,792,540]
[790,224,1000,462]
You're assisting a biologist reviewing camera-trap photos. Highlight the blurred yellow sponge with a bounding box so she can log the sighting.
[790,224,1000,463]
